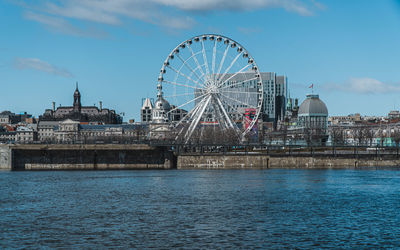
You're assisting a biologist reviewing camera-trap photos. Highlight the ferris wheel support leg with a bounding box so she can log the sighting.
[211,98,229,130]
[174,97,207,140]
[184,95,211,144]
[218,98,245,137]
[215,96,234,129]
[176,100,201,127]
[175,96,207,140]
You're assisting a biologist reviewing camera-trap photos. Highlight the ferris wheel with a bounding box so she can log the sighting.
[158,34,263,143]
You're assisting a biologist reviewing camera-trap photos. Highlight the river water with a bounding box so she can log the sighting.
[1,169,400,248]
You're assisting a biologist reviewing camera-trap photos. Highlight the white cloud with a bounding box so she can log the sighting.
[325,78,400,94]
[21,0,195,30]
[18,0,321,33]
[153,0,314,16]
[14,58,73,78]
[24,11,108,38]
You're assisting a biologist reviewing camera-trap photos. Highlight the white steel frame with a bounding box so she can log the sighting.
[158,34,263,143]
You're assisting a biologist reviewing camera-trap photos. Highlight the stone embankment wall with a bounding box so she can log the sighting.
[178,155,269,169]
[269,156,400,169]
[10,144,175,170]
[177,154,400,169]
[0,145,11,170]
[4,144,400,170]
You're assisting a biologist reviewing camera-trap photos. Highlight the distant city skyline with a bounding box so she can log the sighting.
[1,0,400,120]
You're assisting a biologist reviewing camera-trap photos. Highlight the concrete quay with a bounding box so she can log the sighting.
[2,144,400,170]
[0,144,11,170]
[1,144,175,170]
[177,153,400,169]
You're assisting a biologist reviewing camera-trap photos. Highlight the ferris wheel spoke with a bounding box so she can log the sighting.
[164,92,194,98]
[176,54,205,84]
[187,44,205,77]
[211,40,217,80]
[219,97,244,119]
[219,93,257,110]
[167,65,203,88]
[219,77,259,89]
[217,64,252,88]
[215,44,229,80]
[162,80,202,90]
[218,97,245,119]
[219,90,256,96]
[167,92,209,115]
[185,95,212,143]
[217,51,243,83]
[219,98,252,126]
[201,40,211,80]
[219,92,254,104]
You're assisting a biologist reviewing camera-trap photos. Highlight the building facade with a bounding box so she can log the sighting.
[0,111,33,124]
[40,83,122,124]
[142,83,187,124]
[141,98,153,123]
[297,93,329,145]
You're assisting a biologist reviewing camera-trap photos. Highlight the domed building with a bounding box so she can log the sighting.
[152,83,171,123]
[298,94,329,145]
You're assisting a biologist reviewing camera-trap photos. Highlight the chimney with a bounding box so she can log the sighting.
[52,102,56,112]
[99,101,103,112]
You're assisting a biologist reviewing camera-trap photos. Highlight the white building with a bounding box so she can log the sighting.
[141,98,153,123]
[152,83,171,123]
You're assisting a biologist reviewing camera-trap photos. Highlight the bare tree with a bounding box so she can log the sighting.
[364,127,375,146]
[224,128,240,145]
[331,126,345,146]
[377,129,385,147]
[352,126,367,146]
[303,128,313,146]
[278,124,288,146]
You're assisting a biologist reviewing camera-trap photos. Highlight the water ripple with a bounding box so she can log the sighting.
[1,169,400,248]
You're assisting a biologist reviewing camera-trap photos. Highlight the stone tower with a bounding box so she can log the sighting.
[73,82,81,113]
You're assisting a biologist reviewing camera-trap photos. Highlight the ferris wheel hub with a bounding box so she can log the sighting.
[206,84,218,94]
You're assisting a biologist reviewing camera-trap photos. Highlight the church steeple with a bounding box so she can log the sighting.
[73,82,81,112]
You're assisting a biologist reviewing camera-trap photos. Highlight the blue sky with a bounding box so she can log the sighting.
[1,0,400,121]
